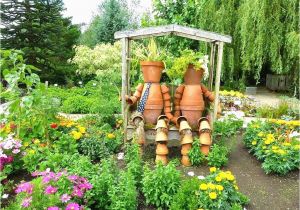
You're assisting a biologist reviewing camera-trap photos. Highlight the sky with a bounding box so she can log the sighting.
[63,0,153,26]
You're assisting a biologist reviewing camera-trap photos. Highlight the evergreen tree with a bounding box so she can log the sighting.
[1,0,81,83]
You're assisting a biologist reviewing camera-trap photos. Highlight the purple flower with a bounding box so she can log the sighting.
[78,182,93,190]
[68,175,78,182]
[72,186,83,198]
[21,196,32,207]
[15,182,34,194]
[66,203,81,210]
[47,207,60,210]
[60,193,71,203]
[12,149,20,154]
[42,175,52,184]
[44,185,57,194]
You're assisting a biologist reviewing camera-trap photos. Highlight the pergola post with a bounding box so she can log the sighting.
[121,37,130,141]
[208,42,216,91]
[212,42,224,127]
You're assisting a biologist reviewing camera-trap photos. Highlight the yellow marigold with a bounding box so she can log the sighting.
[207,183,215,190]
[234,185,239,190]
[226,174,235,181]
[252,141,257,145]
[71,131,82,140]
[117,119,123,124]
[24,142,29,147]
[210,167,217,173]
[277,149,286,155]
[209,192,217,200]
[271,146,278,150]
[258,132,264,137]
[216,185,224,191]
[77,126,86,134]
[215,176,222,182]
[264,139,271,145]
[107,133,115,139]
[283,142,291,146]
[199,183,208,191]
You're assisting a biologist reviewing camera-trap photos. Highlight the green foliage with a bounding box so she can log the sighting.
[256,101,299,120]
[169,178,201,210]
[134,38,165,61]
[167,49,208,81]
[108,170,138,210]
[80,0,133,46]
[207,144,229,168]
[142,162,181,208]
[1,0,80,83]
[125,142,143,186]
[1,50,59,140]
[152,0,299,90]
[213,117,243,139]
[78,136,109,161]
[188,139,205,166]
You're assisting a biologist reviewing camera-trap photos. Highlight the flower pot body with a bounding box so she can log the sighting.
[181,155,191,166]
[180,65,205,127]
[140,61,164,124]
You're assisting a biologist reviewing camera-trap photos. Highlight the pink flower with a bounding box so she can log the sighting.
[47,207,60,210]
[65,203,81,210]
[21,196,32,207]
[60,193,71,203]
[12,149,20,154]
[72,186,83,198]
[44,185,57,194]
[15,182,33,194]
[6,156,14,163]
[78,183,93,190]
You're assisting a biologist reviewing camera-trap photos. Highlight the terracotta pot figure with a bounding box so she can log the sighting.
[125,61,173,165]
[172,65,215,166]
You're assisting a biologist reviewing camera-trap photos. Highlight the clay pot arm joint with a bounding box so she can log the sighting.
[125,83,144,105]
[200,84,214,102]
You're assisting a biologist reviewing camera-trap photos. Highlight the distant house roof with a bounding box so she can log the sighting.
[114,24,232,43]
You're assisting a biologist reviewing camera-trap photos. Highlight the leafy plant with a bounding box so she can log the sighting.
[78,136,110,161]
[125,142,143,186]
[142,162,181,208]
[188,139,205,166]
[167,49,209,81]
[134,38,165,61]
[169,178,201,210]
[207,144,229,168]
[108,170,138,210]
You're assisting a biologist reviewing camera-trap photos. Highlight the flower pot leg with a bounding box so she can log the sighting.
[155,116,169,165]
[179,119,193,166]
[132,112,145,155]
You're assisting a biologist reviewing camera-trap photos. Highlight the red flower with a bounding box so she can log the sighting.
[50,123,58,129]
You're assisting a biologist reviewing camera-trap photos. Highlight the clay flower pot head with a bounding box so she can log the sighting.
[141,61,164,83]
[184,64,204,85]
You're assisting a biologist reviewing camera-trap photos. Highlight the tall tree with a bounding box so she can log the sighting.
[1,0,81,83]
[80,0,133,46]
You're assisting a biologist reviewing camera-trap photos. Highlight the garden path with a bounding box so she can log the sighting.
[246,87,282,107]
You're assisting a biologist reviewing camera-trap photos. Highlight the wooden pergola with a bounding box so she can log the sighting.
[114,24,232,142]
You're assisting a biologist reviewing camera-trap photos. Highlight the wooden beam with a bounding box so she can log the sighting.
[212,42,224,127]
[114,24,232,43]
[121,38,130,142]
[208,43,216,90]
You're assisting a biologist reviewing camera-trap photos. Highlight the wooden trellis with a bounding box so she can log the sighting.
[114,24,232,142]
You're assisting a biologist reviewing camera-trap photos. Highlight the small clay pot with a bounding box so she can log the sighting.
[183,64,204,85]
[156,155,168,165]
[141,61,164,83]
[199,132,211,145]
[181,143,192,155]
[200,145,210,156]
[156,143,169,155]
[181,155,191,166]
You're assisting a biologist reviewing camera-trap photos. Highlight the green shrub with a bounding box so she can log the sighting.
[125,142,143,186]
[188,139,205,166]
[142,162,181,208]
[108,170,138,210]
[213,117,243,139]
[207,144,229,167]
[170,178,201,210]
[78,136,110,161]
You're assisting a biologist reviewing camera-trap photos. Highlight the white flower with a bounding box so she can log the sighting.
[12,149,20,154]
[117,152,124,160]
[92,83,97,86]
[2,194,9,199]
[187,171,195,176]
[197,175,205,180]
[54,84,58,87]
[78,81,83,85]
[289,131,300,139]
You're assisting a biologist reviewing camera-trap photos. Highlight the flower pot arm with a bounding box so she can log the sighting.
[125,83,144,105]
[172,85,185,123]
[200,84,214,102]
[161,84,174,121]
